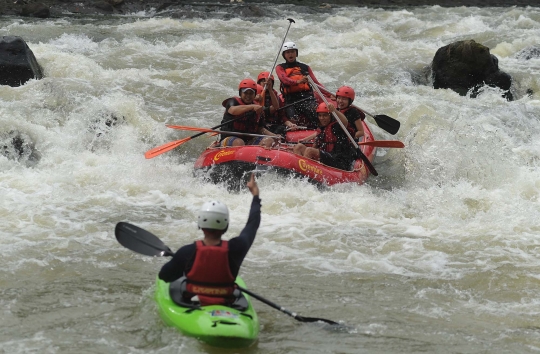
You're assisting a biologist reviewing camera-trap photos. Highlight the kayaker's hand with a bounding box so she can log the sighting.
[247,173,259,196]
[355,132,364,139]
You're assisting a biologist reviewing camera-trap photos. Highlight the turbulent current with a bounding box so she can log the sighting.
[1,4,540,353]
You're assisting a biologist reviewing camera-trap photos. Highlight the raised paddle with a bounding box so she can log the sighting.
[114,221,340,326]
[260,18,296,127]
[262,18,295,94]
[308,76,379,176]
[314,83,401,135]
[144,117,242,159]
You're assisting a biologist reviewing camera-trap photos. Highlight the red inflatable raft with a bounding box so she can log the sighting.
[193,121,376,189]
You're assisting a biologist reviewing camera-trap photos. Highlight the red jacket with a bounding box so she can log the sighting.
[185,240,236,305]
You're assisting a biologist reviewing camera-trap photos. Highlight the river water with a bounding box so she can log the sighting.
[1,4,540,353]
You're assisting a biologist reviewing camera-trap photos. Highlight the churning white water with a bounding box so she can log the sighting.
[1,4,540,353]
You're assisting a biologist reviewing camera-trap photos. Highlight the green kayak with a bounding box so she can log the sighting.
[155,276,260,348]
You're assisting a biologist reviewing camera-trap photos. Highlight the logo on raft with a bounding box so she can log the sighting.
[213,150,235,161]
[298,159,322,175]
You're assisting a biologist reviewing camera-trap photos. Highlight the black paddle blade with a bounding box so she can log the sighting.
[287,18,295,23]
[295,315,339,325]
[115,222,174,257]
[373,114,400,135]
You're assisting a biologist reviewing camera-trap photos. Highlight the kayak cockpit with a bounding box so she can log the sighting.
[169,277,250,312]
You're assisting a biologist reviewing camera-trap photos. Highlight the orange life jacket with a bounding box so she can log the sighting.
[278,62,311,94]
[185,240,236,305]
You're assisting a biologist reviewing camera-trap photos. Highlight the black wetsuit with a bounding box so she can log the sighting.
[158,196,261,282]
[341,106,366,135]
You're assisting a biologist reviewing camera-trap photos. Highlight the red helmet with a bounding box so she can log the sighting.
[257,71,275,82]
[256,84,263,95]
[238,79,257,91]
[336,85,355,103]
[316,102,330,113]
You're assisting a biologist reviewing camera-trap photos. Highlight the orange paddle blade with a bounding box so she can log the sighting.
[359,140,404,148]
[144,137,191,159]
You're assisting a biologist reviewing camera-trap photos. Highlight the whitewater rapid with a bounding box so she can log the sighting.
[1,5,540,353]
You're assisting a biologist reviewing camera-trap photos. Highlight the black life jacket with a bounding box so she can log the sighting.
[221,97,262,134]
[185,240,236,306]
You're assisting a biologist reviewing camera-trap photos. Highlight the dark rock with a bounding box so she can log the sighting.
[94,1,114,12]
[21,3,50,18]
[0,36,43,87]
[107,0,124,5]
[431,39,513,100]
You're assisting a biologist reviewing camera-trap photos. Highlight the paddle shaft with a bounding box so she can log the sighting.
[114,222,340,326]
[236,285,339,325]
[263,18,295,93]
[184,116,242,141]
[167,126,279,140]
[275,96,311,111]
[283,140,404,148]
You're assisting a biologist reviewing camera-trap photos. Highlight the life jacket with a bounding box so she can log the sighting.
[315,121,340,153]
[278,62,311,94]
[185,240,236,305]
[221,97,261,134]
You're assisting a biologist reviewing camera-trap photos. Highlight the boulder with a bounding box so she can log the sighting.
[0,36,43,87]
[20,3,50,18]
[431,40,513,100]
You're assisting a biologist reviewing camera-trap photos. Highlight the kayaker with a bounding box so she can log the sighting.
[335,86,365,140]
[257,71,298,135]
[275,41,329,129]
[220,78,281,148]
[158,173,261,306]
[293,102,357,171]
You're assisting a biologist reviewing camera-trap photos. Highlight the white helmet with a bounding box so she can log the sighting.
[198,201,229,231]
[282,41,298,56]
